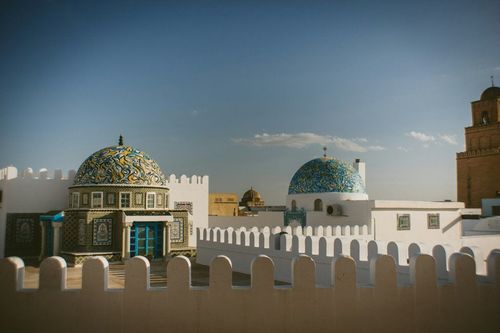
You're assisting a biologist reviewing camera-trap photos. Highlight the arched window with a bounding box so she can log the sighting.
[481,111,490,125]
[291,200,297,211]
[314,199,323,211]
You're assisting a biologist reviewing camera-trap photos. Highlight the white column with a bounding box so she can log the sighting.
[163,223,167,257]
[52,222,62,256]
[39,222,46,261]
[166,223,171,255]
[124,224,132,259]
[121,225,126,259]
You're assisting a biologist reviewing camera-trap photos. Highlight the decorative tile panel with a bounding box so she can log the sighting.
[170,218,184,243]
[15,218,34,243]
[93,218,112,245]
[174,201,193,215]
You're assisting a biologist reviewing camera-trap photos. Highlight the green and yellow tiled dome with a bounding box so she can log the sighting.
[73,145,167,186]
[288,157,365,194]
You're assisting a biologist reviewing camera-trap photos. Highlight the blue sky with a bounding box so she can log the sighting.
[1,0,499,204]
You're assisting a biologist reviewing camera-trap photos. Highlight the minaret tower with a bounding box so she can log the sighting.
[457,79,500,208]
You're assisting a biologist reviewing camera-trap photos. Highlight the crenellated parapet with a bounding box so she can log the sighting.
[0,253,499,332]
[0,166,76,181]
[166,174,209,186]
[196,226,496,283]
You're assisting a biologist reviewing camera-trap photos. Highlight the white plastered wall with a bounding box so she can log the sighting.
[305,200,373,227]
[0,167,73,258]
[286,192,369,212]
[166,174,209,247]
[370,200,464,249]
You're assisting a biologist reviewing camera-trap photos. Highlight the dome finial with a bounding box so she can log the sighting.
[323,146,327,158]
[491,75,495,87]
[118,134,124,146]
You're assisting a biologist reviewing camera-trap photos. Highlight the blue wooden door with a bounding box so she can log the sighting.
[130,223,163,258]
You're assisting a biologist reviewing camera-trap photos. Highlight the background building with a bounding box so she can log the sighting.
[457,84,500,209]
[209,193,238,216]
[239,187,265,208]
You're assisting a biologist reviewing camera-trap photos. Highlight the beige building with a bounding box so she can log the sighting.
[457,84,500,209]
[209,193,238,216]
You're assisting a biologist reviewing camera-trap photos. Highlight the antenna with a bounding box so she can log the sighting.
[491,75,495,87]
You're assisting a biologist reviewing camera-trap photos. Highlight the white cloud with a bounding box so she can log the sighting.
[233,132,386,153]
[406,131,458,147]
[367,145,386,151]
[406,131,435,142]
[397,146,409,152]
[439,134,458,145]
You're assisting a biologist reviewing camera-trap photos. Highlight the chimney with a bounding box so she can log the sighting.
[353,159,366,188]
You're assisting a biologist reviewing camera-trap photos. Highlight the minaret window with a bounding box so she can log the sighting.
[481,111,490,125]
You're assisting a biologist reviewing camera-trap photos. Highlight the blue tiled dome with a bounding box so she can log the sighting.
[288,157,365,194]
[74,145,167,186]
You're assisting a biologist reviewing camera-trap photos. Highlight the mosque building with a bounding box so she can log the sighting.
[284,152,367,226]
[0,137,208,263]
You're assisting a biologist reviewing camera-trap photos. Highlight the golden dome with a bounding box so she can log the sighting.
[241,187,261,202]
[480,86,500,100]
